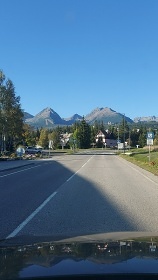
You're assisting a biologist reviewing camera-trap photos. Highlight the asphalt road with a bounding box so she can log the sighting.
[1,152,158,240]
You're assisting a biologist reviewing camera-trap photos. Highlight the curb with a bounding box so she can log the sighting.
[0,162,35,172]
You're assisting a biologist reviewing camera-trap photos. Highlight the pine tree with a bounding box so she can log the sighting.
[138,126,147,147]
[119,116,129,142]
[78,117,91,149]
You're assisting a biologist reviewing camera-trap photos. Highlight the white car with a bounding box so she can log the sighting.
[25,146,42,154]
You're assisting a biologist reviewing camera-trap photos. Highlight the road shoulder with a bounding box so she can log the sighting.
[117,155,158,187]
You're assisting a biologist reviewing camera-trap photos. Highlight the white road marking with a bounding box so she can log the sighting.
[6,156,93,238]
[66,156,93,182]
[0,164,43,178]
[117,156,158,187]
[7,191,57,239]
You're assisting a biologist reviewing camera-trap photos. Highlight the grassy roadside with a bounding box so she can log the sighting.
[119,148,158,176]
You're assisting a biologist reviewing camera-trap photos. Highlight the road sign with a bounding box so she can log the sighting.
[49,140,53,149]
[147,139,153,145]
[118,143,124,149]
[150,245,156,252]
[16,147,25,156]
[147,132,154,139]
[120,241,126,246]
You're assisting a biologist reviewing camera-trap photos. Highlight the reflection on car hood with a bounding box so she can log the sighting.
[1,232,158,279]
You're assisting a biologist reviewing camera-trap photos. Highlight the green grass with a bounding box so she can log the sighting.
[120,149,158,176]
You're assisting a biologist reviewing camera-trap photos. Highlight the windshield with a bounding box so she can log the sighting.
[0,0,158,278]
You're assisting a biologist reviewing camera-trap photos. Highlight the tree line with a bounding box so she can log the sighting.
[1,69,158,153]
[20,119,158,150]
[0,70,24,152]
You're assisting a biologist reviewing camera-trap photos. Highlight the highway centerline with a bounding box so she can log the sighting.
[6,156,93,238]
[67,156,93,182]
[7,191,57,239]
[0,163,51,178]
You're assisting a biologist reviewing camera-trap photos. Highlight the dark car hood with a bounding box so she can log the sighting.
[1,232,158,279]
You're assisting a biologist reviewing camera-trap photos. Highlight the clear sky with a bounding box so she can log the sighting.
[0,0,158,120]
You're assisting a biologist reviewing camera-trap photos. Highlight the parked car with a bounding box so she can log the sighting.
[25,146,42,154]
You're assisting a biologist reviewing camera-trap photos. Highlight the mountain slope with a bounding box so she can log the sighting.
[25,107,66,128]
[23,112,34,120]
[134,116,158,123]
[63,114,83,125]
[24,106,133,128]
[85,107,133,124]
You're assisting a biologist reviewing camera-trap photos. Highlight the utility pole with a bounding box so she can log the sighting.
[129,129,130,150]
[117,125,119,151]
[123,114,125,153]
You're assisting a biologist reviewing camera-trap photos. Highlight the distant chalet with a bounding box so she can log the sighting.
[95,130,117,148]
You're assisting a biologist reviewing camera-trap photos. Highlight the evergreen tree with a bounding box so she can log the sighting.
[138,133,146,147]
[138,126,147,147]
[78,117,91,148]
[119,117,129,142]
[90,125,96,145]
[130,129,140,147]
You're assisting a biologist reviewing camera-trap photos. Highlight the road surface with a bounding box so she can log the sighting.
[1,151,158,240]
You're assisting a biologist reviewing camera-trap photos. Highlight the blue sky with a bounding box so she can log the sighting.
[1,0,158,120]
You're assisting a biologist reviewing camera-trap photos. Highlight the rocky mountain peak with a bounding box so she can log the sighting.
[24,106,134,128]
[36,107,58,118]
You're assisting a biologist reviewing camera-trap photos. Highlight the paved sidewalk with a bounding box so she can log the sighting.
[0,159,36,172]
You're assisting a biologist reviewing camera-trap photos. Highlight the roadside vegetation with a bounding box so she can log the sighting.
[1,69,158,172]
[120,147,158,176]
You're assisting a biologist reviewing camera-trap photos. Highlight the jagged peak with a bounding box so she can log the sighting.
[71,113,82,119]
[35,107,60,118]
[24,106,134,128]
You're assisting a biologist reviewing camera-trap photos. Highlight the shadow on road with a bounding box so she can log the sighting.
[8,156,147,239]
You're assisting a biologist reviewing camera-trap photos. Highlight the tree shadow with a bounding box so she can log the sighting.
[6,157,148,239]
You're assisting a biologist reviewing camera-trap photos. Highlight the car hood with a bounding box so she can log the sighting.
[1,232,158,279]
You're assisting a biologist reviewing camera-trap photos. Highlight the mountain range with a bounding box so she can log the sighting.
[24,107,133,128]
[133,116,158,123]
[85,107,133,124]
[24,107,158,128]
